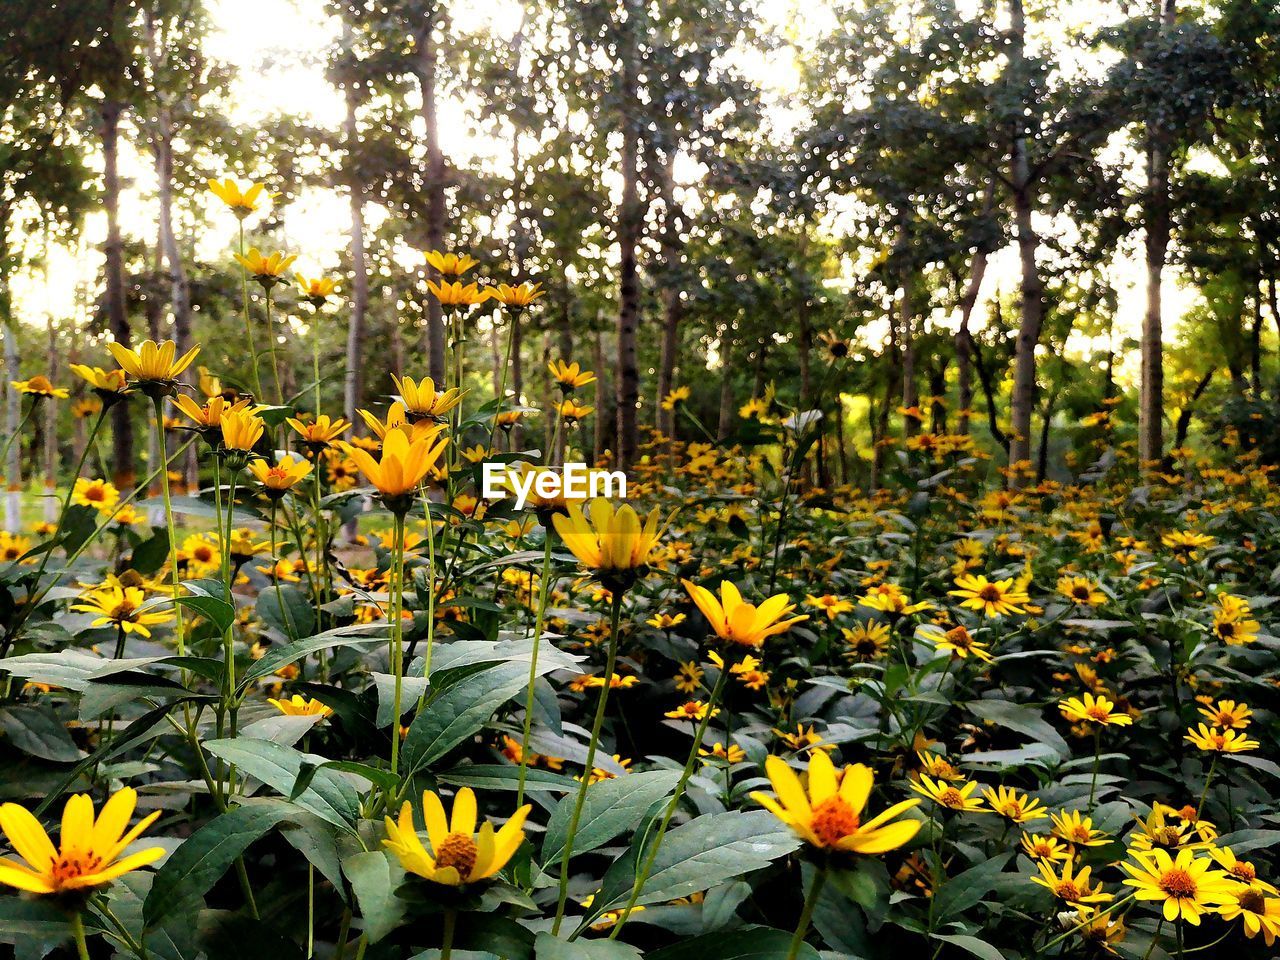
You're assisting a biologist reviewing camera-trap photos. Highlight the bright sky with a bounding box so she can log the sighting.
[11,0,1196,385]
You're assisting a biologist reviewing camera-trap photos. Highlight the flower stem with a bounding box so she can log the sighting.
[1087,727,1102,812]
[608,650,731,939]
[152,397,186,657]
[70,911,91,960]
[551,591,623,935]
[388,512,407,782]
[786,862,827,960]
[238,221,265,401]
[441,907,457,960]
[516,534,555,809]
[1196,755,1218,820]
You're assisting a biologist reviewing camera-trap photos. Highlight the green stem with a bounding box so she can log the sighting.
[1142,918,1165,960]
[265,286,283,405]
[238,221,265,401]
[1087,728,1102,812]
[1196,755,1218,820]
[152,397,186,657]
[551,591,624,935]
[516,534,555,808]
[608,650,730,939]
[70,911,91,960]
[27,409,107,588]
[786,862,827,960]
[388,512,407,782]
[0,399,37,479]
[441,907,457,960]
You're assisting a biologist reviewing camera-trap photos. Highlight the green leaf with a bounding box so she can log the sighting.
[239,624,387,688]
[964,699,1070,760]
[402,661,530,773]
[534,932,643,960]
[594,811,801,911]
[256,584,317,640]
[0,897,72,944]
[646,926,820,960]
[203,738,360,831]
[1211,829,1280,854]
[144,801,296,927]
[437,763,579,794]
[931,853,1013,919]
[0,704,81,762]
[152,578,236,634]
[542,770,681,867]
[342,850,406,944]
[930,933,1008,960]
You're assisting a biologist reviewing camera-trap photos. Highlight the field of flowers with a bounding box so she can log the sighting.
[2,197,1280,960]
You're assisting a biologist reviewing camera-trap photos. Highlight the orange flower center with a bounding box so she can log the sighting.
[1229,863,1256,882]
[84,486,106,502]
[1238,889,1266,913]
[1073,586,1090,599]
[434,833,478,877]
[1177,805,1199,821]
[51,850,104,885]
[1054,881,1083,901]
[978,586,1002,602]
[810,796,860,847]
[1085,705,1111,722]
[939,788,965,809]
[1158,868,1197,899]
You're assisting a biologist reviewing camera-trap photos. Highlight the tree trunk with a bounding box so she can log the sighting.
[1006,16,1043,485]
[102,100,134,488]
[593,325,609,463]
[1173,368,1213,449]
[898,220,918,434]
[955,253,990,437]
[343,56,369,427]
[614,6,642,469]
[1139,0,1176,466]
[414,12,447,384]
[717,338,736,440]
[929,362,947,434]
[655,153,682,437]
[967,328,1009,450]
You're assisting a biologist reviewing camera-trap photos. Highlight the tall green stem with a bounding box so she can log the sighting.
[265,286,283,405]
[786,863,827,960]
[516,535,555,808]
[388,513,407,781]
[70,911,91,960]
[152,397,186,657]
[552,592,623,934]
[607,653,730,938]
[1196,755,1218,820]
[237,221,264,400]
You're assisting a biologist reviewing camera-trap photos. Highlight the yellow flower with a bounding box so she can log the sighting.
[772,723,834,754]
[287,414,351,448]
[664,700,719,721]
[382,788,530,886]
[1218,887,1280,946]
[556,398,594,422]
[1020,833,1071,862]
[682,579,807,648]
[1184,724,1259,753]
[982,786,1047,824]
[673,661,703,693]
[925,624,993,662]
[249,455,313,493]
[267,695,333,718]
[1209,846,1276,893]
[207,177,275,217]
[426,279,489,306]
[915,751,963,781]
[1197,699,1251,729]
[700,742,746,763]
[491,282,544,307]
[661,386,691,410]
[72,584,173,637]
[1050,810,1109,847]
[805,594,854,620]
[750,750,921,853]
[1120,847,1234,924]
[70,364,128,395]
[1059,692,1133,727]
[342,429,450,502]
[910,775,987,813]
[858,583,932,615]
[948,574,1029,617]
[424,250,479,276]
[0,788,164,894]
[72,397,103,419]
[221,408,266,452]
[552,499,664,583]
[647,612,686,630]
[392,375,465,420]
[1074,912,1126,954]
[842,622,891,661]
[356,402,446,444]
[233,248,298,283]
[1057,575,1106,606]
[108,339,200,385]
[72,478,119,513]
[295,273,338,303]
[172,394,254,431]
[1030,857,1113,912]
[10,376,69,399]
[548,360,596,390]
